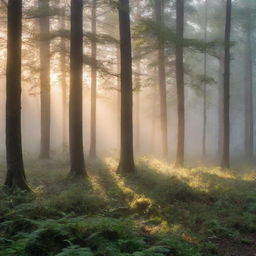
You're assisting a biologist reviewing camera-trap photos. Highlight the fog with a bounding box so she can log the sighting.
[0,48,248,163]
[0,0,254,167]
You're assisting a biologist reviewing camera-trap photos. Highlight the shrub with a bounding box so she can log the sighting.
[130,197,152,214]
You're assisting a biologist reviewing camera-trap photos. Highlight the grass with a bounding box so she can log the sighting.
[0,157,256,255]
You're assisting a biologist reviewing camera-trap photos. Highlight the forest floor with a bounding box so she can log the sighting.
[0,157,256,256]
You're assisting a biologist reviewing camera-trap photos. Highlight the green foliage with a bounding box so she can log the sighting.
[24,225,70,255]
[46,185,106,214]
[131,246,170,256]
[83,55,117,77]
[189,73,216,95]
[130,197,153,214]
[0,158,256,255]
[0,239,28,256]
[160,236,203,256]
[133,18,218,55]
[84,32,119,45]
[0,218,38,237]
[56,246,93,256]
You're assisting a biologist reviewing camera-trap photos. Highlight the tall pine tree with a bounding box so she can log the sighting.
[117,0,135,174]
[5,0,30,191]
[221,0,232,168]
[175,0,185,167]
[69,0,87,177]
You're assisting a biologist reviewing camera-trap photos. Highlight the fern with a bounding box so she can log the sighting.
[56,246,94,256]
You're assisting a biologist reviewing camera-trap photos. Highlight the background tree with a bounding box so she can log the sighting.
[202,0,208,158]
[175,0,185,167]
[134,60,141,155]
[89,0,98,159]
[243,0,254,160]
[218,55,224,158]
[221,0,232,168]
[133,1,142,156]
[58,1,68,152]
[39,0,51,159]
[154,0,168,160]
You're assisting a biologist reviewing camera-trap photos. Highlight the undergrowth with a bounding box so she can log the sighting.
[0,158,256,255]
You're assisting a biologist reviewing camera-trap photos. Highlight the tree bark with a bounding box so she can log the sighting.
[202,0,208,158]
[89,0,97,159]
[150,71,157,156]
[221,0,232,168]
[135,61,141,155]
[39,0,51,159]
[117,0,135,174]
[5,0,30,191]
[60,8,67,152]
[218,57,224,158]
[175,0,185,167]
[116,44,121,151]
[154,0,168,160]
[244,6,254,160]
[69,0,86,177]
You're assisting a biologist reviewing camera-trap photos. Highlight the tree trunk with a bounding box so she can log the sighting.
[89,0,97,159]
[221,0,232,168]
[5,0,30,191]
[39,0,51,159]
[60,8,67,152]
[175,0,185,167]
[116,44,121,151]
[69,0,86,177]
[117,0,135,174]
[218,57,224,158]
[202,0,208,158]
[154,0,168,160]
[244,6,253,160]
[135,61,141,155]
[150,73,157,156]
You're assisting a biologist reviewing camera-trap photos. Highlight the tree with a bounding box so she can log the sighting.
[117,0,135,174]
[175,0,185,167]
[202,0,208,158]
[5,0,30,191]
[59,6,68,152]
[69,0,86,177]
[133,2,142,156]
[39,0,51,159]
[154,0,168,160]
[221,0,232,168]
[218,56,224,158]
[116,43,121,150]
[243,1,253,160]
[134,60,141,155]
[89,0,97,159]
